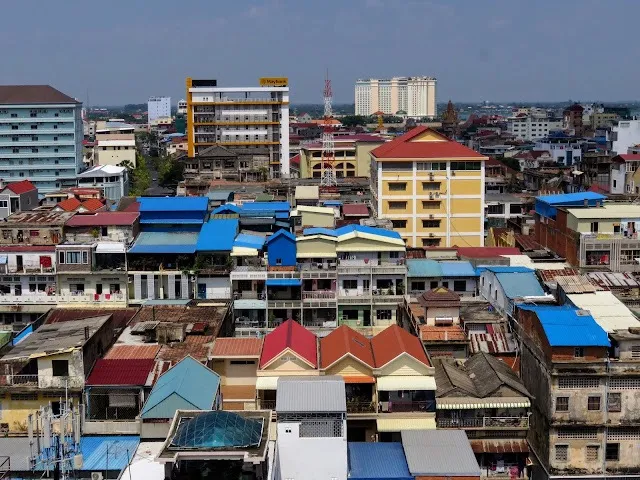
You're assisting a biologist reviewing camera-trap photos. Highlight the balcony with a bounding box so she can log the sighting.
[0,374,38,386]
[338,259,406,275]
[230,265,267,281]
[302,291,336,300]
[0,374,84,389]
[4,265,55,274]
[338,289,404,305]
[436,416,529,429]
[346,400,376,414]
[57,293,126,304]
[0,294,57,304]
[298,262,337,279]
[380,400,436,413]
[268,299,302,309]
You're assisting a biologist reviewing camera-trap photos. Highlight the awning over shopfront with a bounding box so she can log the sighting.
[436,397,530,410]
[376,417,436,432]
[255,376,279,390]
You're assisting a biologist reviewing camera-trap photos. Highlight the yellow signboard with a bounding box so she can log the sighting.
[259,77,288,87]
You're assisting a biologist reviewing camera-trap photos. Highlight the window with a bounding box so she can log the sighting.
[586,445,599,462]
[555,445,568,462]
[52,359,69,377]
[416,162,446,171]
[388,182,406,191]
[631,345,640,358]
[422,201,441,209]
[10,113,17,118]
[29,230,39,237]
[590,222,599,233]
[31,148,38,153]
[376,310,392,320]
[607,393,621,412]
[343,280,357,289]
[11,393,38,401]
[422,220,441,228]
[610,378,640,389]
[30,124,37,130]
[31,136,38,141]
[82,251,88,264]
[574,347,584,358]
[391,220,407,228]
[605,443,619,461]
[422,238,441,247]
[0,201,7,208]
[556,397,569,412]
[451,161,481,171]
[422,182,441,191]
[587,396,601,411]
[230,360,256,365]
[453,280,466,292]
[411,281,425,292]
[388,201,406,210]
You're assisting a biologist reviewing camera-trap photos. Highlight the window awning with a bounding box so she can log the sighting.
[95,242,126,254]
[343,375,375,384]
[436,397,530,410]
[255,376,279,390]
[231,246,259,257]
[265,278,302,287]
[377,375,436,391]
[376,417,436,432]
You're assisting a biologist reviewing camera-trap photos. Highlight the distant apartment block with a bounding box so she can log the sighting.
[185,78,290,178]
[177,99,187,115]
[94,133,136,167]
[506,113,562,141]
[147,96,171,123]
[0,85,84,193]
[355,77,437,118]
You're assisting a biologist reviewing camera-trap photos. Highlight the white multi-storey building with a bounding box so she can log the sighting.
[612,119,640,155]
[147,96,171,123]
[186,78,290,177]
[177,99,187,115]
[506,114,562,141]
[355,77,436,118]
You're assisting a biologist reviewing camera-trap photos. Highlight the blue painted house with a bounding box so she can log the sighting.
[267,229,297,267]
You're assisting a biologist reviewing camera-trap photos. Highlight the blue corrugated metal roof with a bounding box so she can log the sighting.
[485,266,534,273]
[495,272,545,299]
[267,229,296,244]
[406,259,443,278]
[138,196,209,212]
[128,231,199,254]
[234,233,266,249]
[241,201,290,211]
[196,219,238,252]
[323,200,343,206]
[139,218,204,225]
[141,356,220,419]
[335,224,402,239]
[303,227,338,237]
[518,305,610,347]
[213,204,240,214]
[79,435,140,471]
[439,261,476,277]
[536,192,606,205]
[348,442,412,480]
[265,278,302,287]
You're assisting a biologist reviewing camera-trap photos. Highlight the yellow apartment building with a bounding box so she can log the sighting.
[370,127,487,248]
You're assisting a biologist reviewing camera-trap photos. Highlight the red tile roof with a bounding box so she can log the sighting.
[419,325,467,342]
[371,324,430,367]
[105,345,161,360]
[211,338,263,358]
[0,85,79,105]
[56,197,82,211]
[259,319,317,368]
[342,203,369,217]
[65,212,139,227]
[290,153,300,166]
[4,180,36,195]
[370,126,486,160]
[588,184,609,194]
[456,247,521,258]
[320,325,375,369]
[86,359,155,386]
[81,198,105,211]
[122,201,140,212]
[612,154,640,162]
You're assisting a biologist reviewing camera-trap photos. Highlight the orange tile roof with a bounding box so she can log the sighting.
[371,126,486,160]
[104,345,161,360]
[56,197,82,211]
[211,338,263,358]
[320,325,375,369]
[81,198,105,211]
[419,325,467,342]
[371,324,430,367]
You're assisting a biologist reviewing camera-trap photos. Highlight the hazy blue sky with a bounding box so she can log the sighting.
[2,0,638,105]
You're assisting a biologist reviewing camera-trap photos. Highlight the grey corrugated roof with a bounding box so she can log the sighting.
[0,437,32,470]
[276,376,346,413]
[401,430,480,476]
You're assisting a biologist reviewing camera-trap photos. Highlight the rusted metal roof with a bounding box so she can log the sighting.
[469,439,529,454]
[104,344,161,360]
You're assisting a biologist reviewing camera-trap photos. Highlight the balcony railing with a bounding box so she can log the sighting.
[0,374,84,389]
[437,416,529,429]
[303,291,336,300]
[298,262,337,271]
[58,293,126,303]
[381,401,435,413]
[234,291,266,300]
[1,374,39,386]
[4,265,55,274]
[346,401,376,414]
[0,294,57,304]
[259,400,276,410]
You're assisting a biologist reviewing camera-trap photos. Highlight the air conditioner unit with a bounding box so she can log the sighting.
[429,233,434,237]
[429,214,434,219]
[91,473,103,480]
[451,171,456,176]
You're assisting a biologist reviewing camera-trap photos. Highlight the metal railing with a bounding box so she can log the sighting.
[57,293,126,303]
[381,401,436,413]
[259,400,276,410]
[302,291,336,300]
[1,374,38,386]
[0,294,57,304]
[297,262,337,271]
[346,401,376,414]
[437,416,529,429]
[234,291,266,300]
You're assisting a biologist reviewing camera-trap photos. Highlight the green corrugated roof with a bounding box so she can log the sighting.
[140,356,220,419]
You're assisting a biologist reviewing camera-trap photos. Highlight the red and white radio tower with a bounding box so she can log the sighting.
[320,71,336,187]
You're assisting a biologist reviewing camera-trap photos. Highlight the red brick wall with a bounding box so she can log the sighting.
[551,346,607,362]
[535,209,579,265]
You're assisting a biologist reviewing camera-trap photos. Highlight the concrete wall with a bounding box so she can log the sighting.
[37,351,85,388]
[425,306,460,326]
[83,420,140,435]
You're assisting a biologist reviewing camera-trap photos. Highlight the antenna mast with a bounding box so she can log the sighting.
[320,70,336,187]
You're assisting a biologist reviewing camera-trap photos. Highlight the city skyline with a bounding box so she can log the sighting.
[3,0,640,105]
